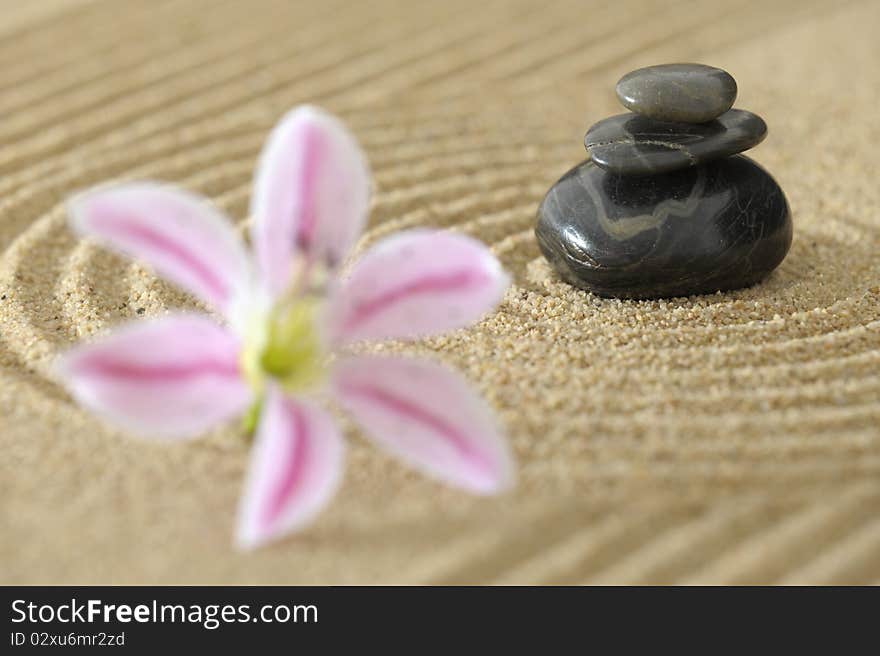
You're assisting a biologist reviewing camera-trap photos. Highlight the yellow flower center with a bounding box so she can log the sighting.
[238,259,334,434]
[240,297,325,421]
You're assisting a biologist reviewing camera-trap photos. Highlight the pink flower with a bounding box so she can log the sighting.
[57,106,514,549]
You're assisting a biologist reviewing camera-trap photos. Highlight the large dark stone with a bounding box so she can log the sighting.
[535,155,792,299]
[584,109,767,176]
[616,63,737,123]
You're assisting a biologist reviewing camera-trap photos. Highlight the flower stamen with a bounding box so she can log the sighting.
[241,297,325,399]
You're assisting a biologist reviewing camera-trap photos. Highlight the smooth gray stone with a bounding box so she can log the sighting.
[584,109,767,176]
[616,63,737,123]
[535,155,792,299]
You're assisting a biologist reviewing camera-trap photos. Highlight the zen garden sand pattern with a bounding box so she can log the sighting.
[1,0,879,584]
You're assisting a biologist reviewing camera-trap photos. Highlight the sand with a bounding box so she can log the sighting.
[1,0,879,584]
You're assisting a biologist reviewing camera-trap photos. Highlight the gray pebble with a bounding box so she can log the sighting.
[616,63,737,123]
[584,108,767,176]
[535,155,791,299]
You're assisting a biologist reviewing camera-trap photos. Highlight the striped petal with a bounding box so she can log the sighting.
[332,355,514,495]
[324,229,509,345]
[250,105,371,296]
[57,315,251,438]
[236,389,344,549]
[68,183,252,318]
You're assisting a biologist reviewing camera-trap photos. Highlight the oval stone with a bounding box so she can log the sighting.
[616,63,737,123]
[584,109,767,176]
[535,155,792,299]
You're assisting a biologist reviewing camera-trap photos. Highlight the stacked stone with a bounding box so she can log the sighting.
[536,64,792,299]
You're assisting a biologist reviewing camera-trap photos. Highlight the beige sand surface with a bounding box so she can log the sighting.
[1,0,879,584]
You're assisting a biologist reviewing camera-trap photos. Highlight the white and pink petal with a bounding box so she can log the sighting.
[332,355,514,495]
[235,389,345,549]
[68,183,252,317]
[250,105,371,296]
[324,229,509,345]
[57,315,251,438]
